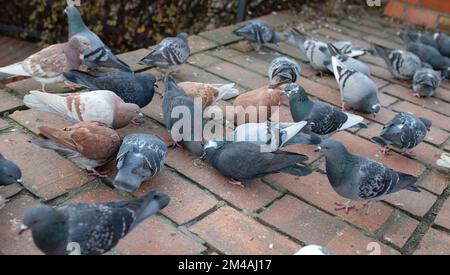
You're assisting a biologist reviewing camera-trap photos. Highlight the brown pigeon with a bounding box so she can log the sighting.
[233,84,285,125]
[23,90,142,129]
[0,36,91,92]
[178,82,239,109]
[33,121,122,177]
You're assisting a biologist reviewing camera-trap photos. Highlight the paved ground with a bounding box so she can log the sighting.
[1,11,450,255]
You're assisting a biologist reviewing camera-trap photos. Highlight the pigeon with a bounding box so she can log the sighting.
[113,134,168,193]
[331,56,381,114]
[19,190,170,255]
[178,81,239,109]
[0,36,90,92]
[371,112,431,157]
[399,28,438,49]
[318,139,420,213]
[232,121,321,151]
[284,29,330,73]
[0,154,22,185]
[412,68,441,97]
[32,121,121,177]
[162,75,204,156]
[325,43,370,77]
[294,245,333,255]
[63,70,157,108]
[399,32,450,78]
[268,57,301,86]
[233,84,284,125]
[23,90,142,129]
[65,5,131,72]
[433,33,450,58]
[138,33,190,69]
[282,83,367,136]
[332,41,373,57]
[232,20,280,51]
[202,140,312,187]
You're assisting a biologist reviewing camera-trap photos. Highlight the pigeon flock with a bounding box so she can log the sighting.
[0,5,448,255]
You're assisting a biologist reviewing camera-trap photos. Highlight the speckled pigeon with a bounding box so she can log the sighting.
[433,32,450,58]
[325,43,370,76]
[65,5,131,72]
[0,36,90,92]
[371,112,431,157]
[371,43,422,80]
[162,74,204,156]
[0,154,22,185]
[113,134,168,193]
[138,33,190,69]
[63,70,157,108]
[319,139,420,213]
[19,190,170,255]
[268,57,301,85]
[202,140,312,187]
[332,41,373,57]
[412,68,441,97]
[282,83,367,136]
[331,56,380,114]
[400,28,438,49]
[232,20,280,51]
[232,121,321,151]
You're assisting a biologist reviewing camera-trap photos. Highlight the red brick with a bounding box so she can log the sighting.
[0,195,43,255]
[0,183,22,199]
[115,216,206,255]
[133,169,218,225]
[0,119,9,131]
[188,35,218,54]
[385,1,406,19]
[257,11,298,28]
[266,41,309,63]
[211,48,244,60]
[400,0,419,4]
[384,188,436,217]
[188,53,221,68]
[435,86,450,103]
[166,147,281,212]
[299,77,341,107]
[327,227,399,255]
[393,101,450,132]
[199,25,242,45]
[409,142,444,167]
[140,93,166,125]
[66,183,125,204]
[7,79,66,97]
[10,109,71,135]
[338,20,391,39]
[365,35,404,50]
[420,170,449,195]
[435,196,450,230]
[382,210,419,248]
[205,62,268,90]
[420,0,450,14]
[315,28,370,48]
[379,92,398,107]
[175,63,233,85]
[189,206,298,255]
[360,55,389,69]
[438,15,450,33]
[0,132,92,200]
[0,91,23,113]
[404,7,438,29]
[414,228,450,255]
[259,195,349,245]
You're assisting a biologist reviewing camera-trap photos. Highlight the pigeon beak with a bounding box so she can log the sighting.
[138,113,144,118]
[18,224,29,235]
[200,152,206,161]
[314,146,322,152]
[154,84,159,88]
[16,178,23,184]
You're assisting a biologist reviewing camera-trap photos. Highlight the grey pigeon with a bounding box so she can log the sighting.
[399,31,450,78]
[19,191,170,255]
[232,121,321,151]
[433,33,450,58]
[319,139,420,213]
[332,41,373,57]
[399,28,438,49]
[294,245,333,255]
[113,134,168,192]
[331,56,381,114]
[162,74,204,156]
[284,29,330,73]
[268,57,301,85]
[232,20,280,51]
[283,83,367,136]
[138,33,190,69]
[412,68,441,97]
[371,43,422,80]
[63,70,157,108]
[65,5,131,72]
[0,154,22,185]
[371,112,431,156]
[325,43,370,77]
[0,36,90,92]
[202,140,312,187]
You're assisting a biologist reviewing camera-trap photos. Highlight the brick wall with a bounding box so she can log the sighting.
[385,0,450,31]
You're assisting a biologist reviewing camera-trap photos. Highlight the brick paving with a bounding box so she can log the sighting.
[1,10,450,255]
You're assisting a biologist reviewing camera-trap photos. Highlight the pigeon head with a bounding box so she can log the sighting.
[419,117,432,131]
[202,139,226,159]
[282,83,309,101]
[68,36,91,54]
[0,154,22,185]
[177,32,189,41]
[317,139,349,157]
[65,5,86,34]
[20,204,65,235]
[114,103,142,129]
[137,72,157,90]
[113,152,150,192]
[371,103,381,114]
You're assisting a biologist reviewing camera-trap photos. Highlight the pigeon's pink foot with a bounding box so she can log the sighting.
[41,84,47,93]
[79,65,90,72]
[171,141,182,148]
[131,118,145,125]
[89,169,108,178]
[380,146,392,156]
[316,71,325,78]
[228,178,245,188]
[413,93,421,98]
[360,201,373,215]
[334,200,354,214]
[402,149,416,158]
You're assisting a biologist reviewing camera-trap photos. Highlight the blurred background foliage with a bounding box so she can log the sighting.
[0,0,369,53]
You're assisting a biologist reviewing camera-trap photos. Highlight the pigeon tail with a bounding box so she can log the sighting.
[281,166,313,177]
[63,70,96,87]
[213,83,239,101]
[130,191,170,229]
[339,112,365,131]
[31,139,76,158]
[389,172,419,194]
[0,62,30,77]
[283,132,322,146]
[181,141,204,156]
[23,91,67,117]
[371,43,392,61]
